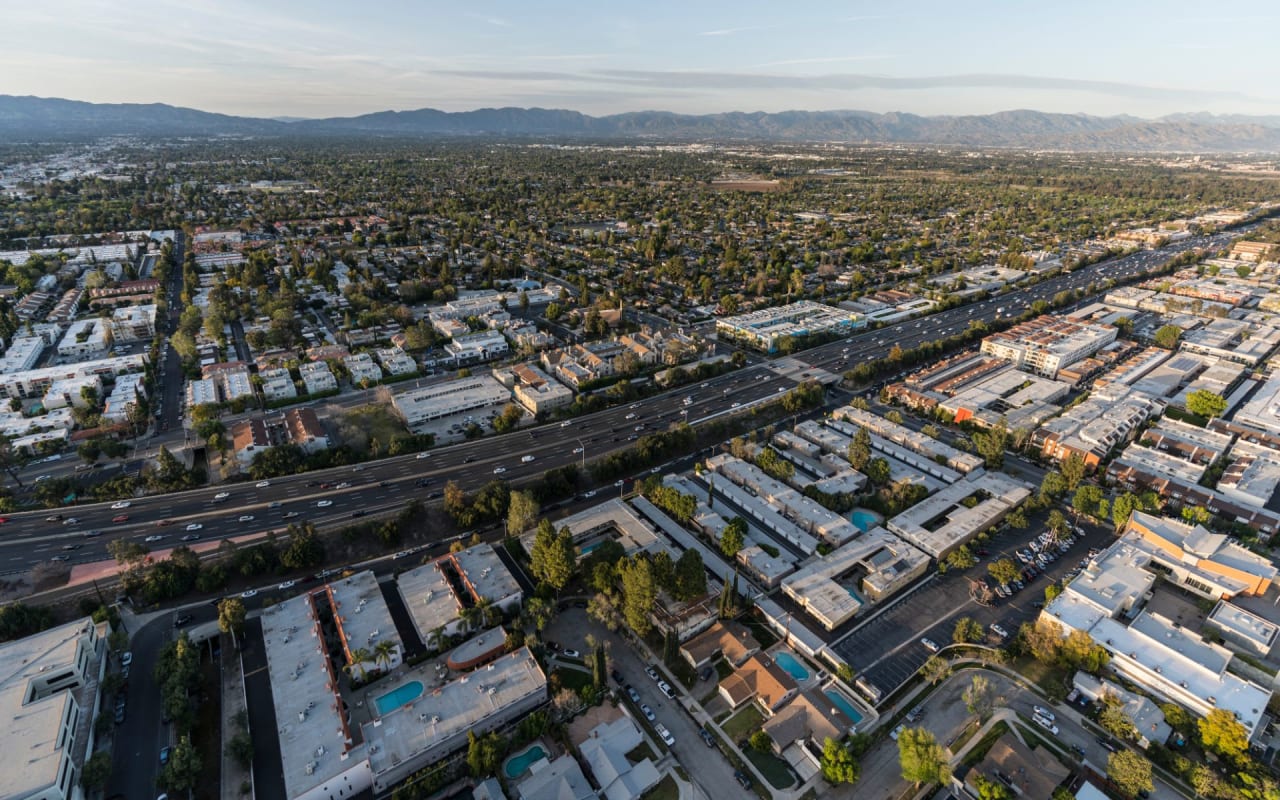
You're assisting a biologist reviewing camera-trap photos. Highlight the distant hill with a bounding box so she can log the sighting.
[3,94,1280,152]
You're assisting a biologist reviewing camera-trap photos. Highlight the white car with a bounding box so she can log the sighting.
[111,501,131,509]
[890,724,905,741]
[213,492,230,501]
[572,447,584,454]
[415,451,431,459]
[255,480,270,488]
[277,580,296,591]
[241,589,258,599]
[654,723,675,746]
[560,420,572,428]
[921,638,940,653]
[237,515,255,523]
[1033,705,1055,722]
[144,535,165,543]
[1033,715,1059,735]
[185,523,203,532]
[316,500,333,508]
[990,623,1009,639]
[521,455,536,463]
[493,466,506,474]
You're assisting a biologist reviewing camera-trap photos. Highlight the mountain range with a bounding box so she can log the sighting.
[4,94,1280,152]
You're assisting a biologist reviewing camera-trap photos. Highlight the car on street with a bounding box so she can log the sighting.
[181,534,200,541]
[610,669,623,683]
[640,703,655,721]
[335,482,351,489]
[316,500,333,507]
[83,530,104,537]
[493,466,506,474]
[734,770,753,789]
[111,501,131,509]
[572,447,584,454]
[156,519,173,526]
[1034,715,1059,735]
[120,652,133,667]
[1033,706,1056,722]
[700,729,715,747]
[256,480,270,488]
[1096,736,1118,752]
[160,746,172,766]
[144,535,165,543]
[237,515,254,523]
[185,523,203,532]
[174,614,193,627]
[50,554,70,562]
[521,455,536,463]
[654,723,675,746]
[213,492,230,501]
[241,589,258,599]
[268,501,281,509]
[284,511,300,519]
[112,514,129,523]
[645,665,659,681]
[921,637,940,652]
[657,680,675,698]
[626,686,640,703]
[415,451,431,459]
[113,704,126,724]
[561,648,581,659]
[278,580,296,590]
[62,518,79,526]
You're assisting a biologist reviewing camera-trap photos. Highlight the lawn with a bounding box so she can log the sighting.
[744,747,795,789]
[722,704,765,741]
[555,667,594,692]
[643,775,679,800]
[626,742,657,764]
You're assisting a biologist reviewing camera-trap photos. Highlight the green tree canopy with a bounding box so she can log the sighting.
[898,727,951,789]
[1186,389,1227,419]
[1107,749,1153,798]
[1154,324,1183,349]
[821,737,860,784]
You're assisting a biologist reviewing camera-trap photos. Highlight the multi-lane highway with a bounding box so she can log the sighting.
[1,227,1244,577]
[0,364,805,574]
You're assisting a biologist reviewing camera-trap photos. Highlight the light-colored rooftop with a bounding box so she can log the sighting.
[1208,601,1279,654]
[885,471,1031,558]
[261,592,360,799]
[328,571,400,666]
[521,497,659,558]
[364,647,546,779]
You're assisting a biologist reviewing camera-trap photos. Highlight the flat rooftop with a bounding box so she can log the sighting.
[328,571,400,663]
[363,647,546,779]
[452,542,521,604]
[397,560,459,643]
[1209,601,1280,655]
[261,592,359,799]
[885,472,1031,558]
[521,497,659,557]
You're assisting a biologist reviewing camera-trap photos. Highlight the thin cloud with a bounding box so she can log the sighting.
[758,55,897,68]
[698,25,771,37]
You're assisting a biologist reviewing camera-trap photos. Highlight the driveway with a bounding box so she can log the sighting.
[543,608,751,800]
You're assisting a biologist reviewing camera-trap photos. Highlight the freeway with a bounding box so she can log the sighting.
[0,363,805,575]
[0,227,1245,578]
[796,229,1241,375]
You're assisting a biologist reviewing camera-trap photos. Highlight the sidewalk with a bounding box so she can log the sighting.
[220,634,254,800]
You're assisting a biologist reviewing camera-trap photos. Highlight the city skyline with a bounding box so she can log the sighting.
[2,0,1277,119]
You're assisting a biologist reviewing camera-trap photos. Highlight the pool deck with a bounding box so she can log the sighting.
[768,646,822,691]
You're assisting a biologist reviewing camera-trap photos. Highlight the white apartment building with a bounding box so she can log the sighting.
[375,346,418,376]
[259,367,297,401]
[0,617,107,800]
[57,319,112,360]
[344,353,384,385]
[392,376,511,428]
[0,335,44,373]
[980,315,1117,379]
[298,361,338,394]
[108,304,156,342]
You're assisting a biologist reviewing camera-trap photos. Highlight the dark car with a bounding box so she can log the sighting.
[734,770,753,789]
[173,614,193,627]
[351,510,367,518]
[700,729,716,748]
[610,669,624,683]
[699,666,714,682]
[1096,736,1118,752]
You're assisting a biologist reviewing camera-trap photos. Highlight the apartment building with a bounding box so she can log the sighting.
[980,315,1117,379]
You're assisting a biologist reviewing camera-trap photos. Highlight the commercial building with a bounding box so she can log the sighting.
[396,542,523,643]
[1206,601,1279,658]
[980,315,1117,379]
[781,527,931,630]
[0,616,107,800]
[885,472,1031,559]
[363,648,547,794]
[392,375,511,428]
[108,304,156,342]
[57,319,112,359]
[1124,512,1276,598]
[715,300,864,353]
[936,367,1069,431]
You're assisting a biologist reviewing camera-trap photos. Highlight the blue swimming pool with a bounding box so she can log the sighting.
[846,586,865,604]
[774,651,810,682]
[374,680,423,716]
[850,509,879,532]
[505,744,548,779]
[824,689,864,724]
[580,541,602,555]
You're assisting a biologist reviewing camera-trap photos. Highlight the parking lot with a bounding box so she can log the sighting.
[831,512,1112,700]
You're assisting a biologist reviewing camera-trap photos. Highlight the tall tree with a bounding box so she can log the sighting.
[506,490,540,537]
[1106,750,1153,798]
[618,556,657,636]
[847,427,872,471]
[898,727,951,789]
[720,516,746,559]
[963,674,994,719]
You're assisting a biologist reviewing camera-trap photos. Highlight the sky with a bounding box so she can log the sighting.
[2,0,1278,120]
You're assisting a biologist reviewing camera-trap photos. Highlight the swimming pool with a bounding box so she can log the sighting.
[846,586,865,604]
[823,689,864,724]
[580,541,602,555]
[373,680,423,716]
[850,509,879,532]
[774,651,810,682]
[505,744,548,779]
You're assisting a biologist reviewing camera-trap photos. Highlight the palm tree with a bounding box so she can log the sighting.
[428,626,446,653]
[345,647,373,682]
[476,596,502,628]
[373,640,398,673]
[459,605,483,632]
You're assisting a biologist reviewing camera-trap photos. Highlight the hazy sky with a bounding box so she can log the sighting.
[3,0,1277,119]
